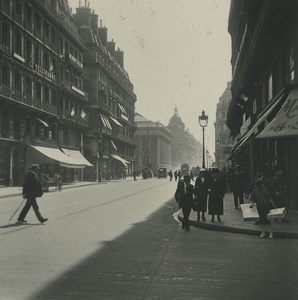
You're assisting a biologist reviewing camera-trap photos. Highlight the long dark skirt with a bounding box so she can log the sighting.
[194,195,208,213]
[208,194,223,216]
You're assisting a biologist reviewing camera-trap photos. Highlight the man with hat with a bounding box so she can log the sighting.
[229,164,246,209]
[17,164,48,223]
[194,169,210,221]
[174,174,194,231]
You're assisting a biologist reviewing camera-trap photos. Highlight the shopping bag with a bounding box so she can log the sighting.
[267,207,286,220]
[240,203,259,222]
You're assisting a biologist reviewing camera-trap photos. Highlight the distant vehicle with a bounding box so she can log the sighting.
[180,163,190,176]
[157,167,167,178]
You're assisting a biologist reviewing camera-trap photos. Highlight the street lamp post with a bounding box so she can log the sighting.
[206,150,209,169]
[198,110,208,169]
[216,139,220,169]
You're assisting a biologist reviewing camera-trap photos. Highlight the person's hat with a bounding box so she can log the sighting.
[200,168,207,172]
[29,164,40,170]
[212,168,220,174]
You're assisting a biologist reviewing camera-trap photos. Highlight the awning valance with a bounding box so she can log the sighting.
[257,88,298,139]
[110,154,130,167]
[109,116,123,127]
[61,148,93,167]
[29,145,86,168]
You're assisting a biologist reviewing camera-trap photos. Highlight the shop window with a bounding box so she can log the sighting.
[1,64,10,86]
[36,82,41,100]
[25,77,32,96]
[14,70,22,91]
[1,21,10,46]
[44,86,49,104]
[43,51,49,70]
[35,45,41,65]
[14,29,23,56]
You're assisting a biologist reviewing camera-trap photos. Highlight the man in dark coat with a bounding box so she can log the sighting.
[17,164,48,223]
[229,165,246,209]
[194,169,210,221]
[174,175,194,231]
[208,168,225,222]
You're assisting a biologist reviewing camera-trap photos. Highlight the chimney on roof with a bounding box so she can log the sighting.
[98,23,107,47]
[90,11,98,34]
[115,47,124,68]
[75,3,91,26]
[107,39,115,57]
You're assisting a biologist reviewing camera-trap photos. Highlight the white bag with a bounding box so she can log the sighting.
[240,203,259,222]
[267,207,286,220]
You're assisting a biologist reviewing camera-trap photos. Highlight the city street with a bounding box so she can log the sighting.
[1,179,298,300]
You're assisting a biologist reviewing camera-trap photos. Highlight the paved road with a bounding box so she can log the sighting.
[1,179,298,300]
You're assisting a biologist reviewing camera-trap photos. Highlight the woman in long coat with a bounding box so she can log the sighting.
[208,168,225,222]
[194,169,210,221]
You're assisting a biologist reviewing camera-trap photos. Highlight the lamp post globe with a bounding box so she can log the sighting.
[198,110,208,169]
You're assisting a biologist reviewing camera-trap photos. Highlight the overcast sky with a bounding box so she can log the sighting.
[68,0,232,158]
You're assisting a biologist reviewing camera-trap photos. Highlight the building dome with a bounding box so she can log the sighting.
[168,106,184,127]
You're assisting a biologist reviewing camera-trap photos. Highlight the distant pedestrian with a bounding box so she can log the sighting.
[133,170,137,181]
[17,164,48,224]
[174,175,194,231]
[122,169,127,180]
[194,169,210,222]
[174,170,178,182]
[208,168,225,222]
[178,170,182,180]
[229,165,246,209]
[250,180,276,238]
[169,170,173,181]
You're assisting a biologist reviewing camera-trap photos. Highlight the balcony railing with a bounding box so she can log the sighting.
[0,86,57,114]
[59,111,89,127]
[66,53,83,70]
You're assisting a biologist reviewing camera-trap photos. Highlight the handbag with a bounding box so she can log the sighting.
[267,207,286,220]
[240,203,259,222]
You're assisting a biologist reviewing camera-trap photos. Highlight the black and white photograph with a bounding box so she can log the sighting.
[1,0,298,299]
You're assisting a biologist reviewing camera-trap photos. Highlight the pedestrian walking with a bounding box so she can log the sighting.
[174,170,178,182]
[17,164,48,224]
[174,175,194,231]
[194,169,210,222]
[133,170,137,181]
[250,180,276,238]
[270,167,289,222]
[122,169,127,180]
[246,167,269,198]
[208,168,225,222]
[229,165,246,209]
[169,170,173,181]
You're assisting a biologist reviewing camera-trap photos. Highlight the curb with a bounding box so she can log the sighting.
[178,215,298,240]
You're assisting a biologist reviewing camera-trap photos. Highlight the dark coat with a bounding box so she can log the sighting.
[208,178,225,215]
[22,171,43,198]
[175,181,194,209]
[194,177,210,212]
[229,171,246,193]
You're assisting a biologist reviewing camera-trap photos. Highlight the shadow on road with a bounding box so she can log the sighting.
[29,198,180,300]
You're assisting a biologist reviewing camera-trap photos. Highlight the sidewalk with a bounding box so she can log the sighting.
[178,192,298,239]
[0,181,102,199]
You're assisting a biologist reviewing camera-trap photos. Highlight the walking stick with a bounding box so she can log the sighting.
[9,198,26,223]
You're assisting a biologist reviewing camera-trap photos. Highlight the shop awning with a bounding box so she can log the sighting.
[99,113,112,130]
[29,145,86,168]
[234,90,286,150]
[117,103,127,115]
[109,116,123,127]
[110,154,130,167]
[257,88,298,139]
[36,118,49,127]
[110,140,117,151]
[61,148,93,167]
